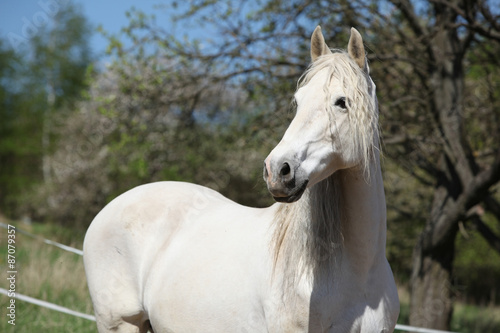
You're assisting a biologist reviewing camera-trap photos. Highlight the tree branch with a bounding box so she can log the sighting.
[465,148,500,208]
[429,0,500,41]
[427,149,500,251]
[388,0,428,38]
[484,196,500,220]
[469,214,500,254]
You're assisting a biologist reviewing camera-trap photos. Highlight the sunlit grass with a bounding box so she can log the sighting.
[0,221,95,332]
[452,303,500,333]
[397,286,500,333]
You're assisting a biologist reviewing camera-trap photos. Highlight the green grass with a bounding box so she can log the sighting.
[0,221,96,332]
[1,221,500,332]
[451,303,500,333]
[397,288,500,333]
[0,301,96,333]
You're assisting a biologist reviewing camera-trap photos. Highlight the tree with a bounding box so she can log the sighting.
[32,52,279,226]
[28,3,93,183]
[0,2,93,217]
[0,39,36,216]
[373,1,500,329]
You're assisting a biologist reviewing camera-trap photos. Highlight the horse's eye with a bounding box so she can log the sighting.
[334,97,347,110]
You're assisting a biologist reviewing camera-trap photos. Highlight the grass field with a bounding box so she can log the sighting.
[0,221,94,332]
[1,220,499,332]
[397,288,500,333]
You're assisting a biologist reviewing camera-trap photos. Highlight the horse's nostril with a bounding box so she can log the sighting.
[280,162,291,177]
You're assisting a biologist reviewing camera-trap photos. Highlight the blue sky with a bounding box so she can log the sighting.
[0,0,175,58]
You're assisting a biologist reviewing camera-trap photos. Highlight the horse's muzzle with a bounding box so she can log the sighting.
[263,158,308,203]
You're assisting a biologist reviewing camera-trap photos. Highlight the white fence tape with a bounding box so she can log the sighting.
[0,287,96,322]
[395,324,457,333]
[0,222,83,256]
[0,222,459,333]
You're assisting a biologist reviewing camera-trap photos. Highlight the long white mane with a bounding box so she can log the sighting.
[272,174,343,280]
[272,50,379,285]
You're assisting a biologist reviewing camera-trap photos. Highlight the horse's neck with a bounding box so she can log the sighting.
[272,152,386,284]
[337,152,387,275]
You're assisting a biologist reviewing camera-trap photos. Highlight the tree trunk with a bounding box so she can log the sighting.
[42,29,56,184]
[409,1,466,329]
[410,178,459,329]
[410,238,456,329]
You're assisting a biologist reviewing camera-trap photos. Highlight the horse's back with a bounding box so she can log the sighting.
[84,181,275,332]
[84,181,245,257]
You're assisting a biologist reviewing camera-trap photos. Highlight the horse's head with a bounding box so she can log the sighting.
[264,27,378,203]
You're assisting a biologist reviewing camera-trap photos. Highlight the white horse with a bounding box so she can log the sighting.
[84,26,399,333]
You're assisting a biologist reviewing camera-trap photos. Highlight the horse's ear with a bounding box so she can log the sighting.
[348,27,366,70]
[311,26,332,62]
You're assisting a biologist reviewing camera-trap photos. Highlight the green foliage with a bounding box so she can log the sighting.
[454,212,500,304]
[0,3,94,217]
[29,4,92,108]
[0,39,43,215]
[384,158,431,282]
[397,295,500,333]
[451,303,500,333]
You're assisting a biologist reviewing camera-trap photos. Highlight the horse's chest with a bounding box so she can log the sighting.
[263,280,331,332]
[264,273,393,333]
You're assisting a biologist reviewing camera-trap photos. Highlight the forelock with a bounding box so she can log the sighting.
[297,51,379,178]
